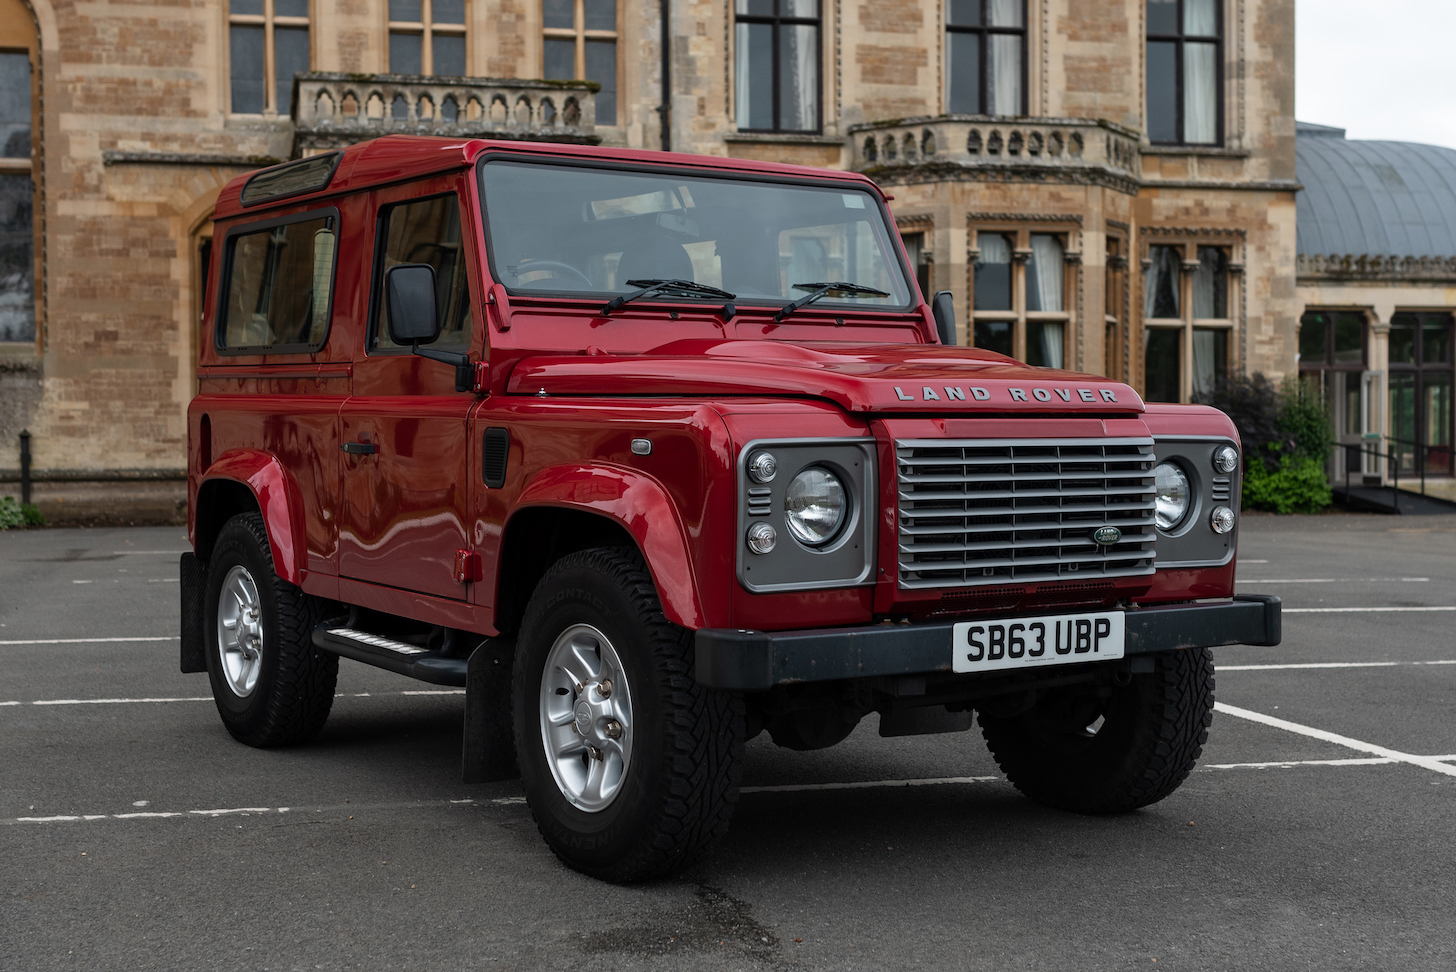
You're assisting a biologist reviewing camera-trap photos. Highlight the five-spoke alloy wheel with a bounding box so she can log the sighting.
[514,547,743,882]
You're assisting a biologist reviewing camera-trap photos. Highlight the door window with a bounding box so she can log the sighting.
[219,210,337,353]
[372,193,473,351]
[1388,312,1454,476]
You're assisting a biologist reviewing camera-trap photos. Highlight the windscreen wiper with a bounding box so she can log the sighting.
[775,281,891,322]
[601,278,737,316]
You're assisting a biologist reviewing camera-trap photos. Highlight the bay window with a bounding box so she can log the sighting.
[971,226,1072,368]
[1143,240,1234,402]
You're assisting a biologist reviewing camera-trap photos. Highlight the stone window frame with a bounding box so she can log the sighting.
[731,0,824,135]
[541,0,621,128]
[1144,0,1225,147]
[387,0,470,77]
[896,213,935,306]
[943,0,1030,117]
[967,213,1082,368]
[226,1,312,118]
[1104,221,1131,383]
[1138,228,1244,403]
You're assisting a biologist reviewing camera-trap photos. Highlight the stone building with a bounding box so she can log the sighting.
[0,0,1298,520]
[1294,122,1456,501]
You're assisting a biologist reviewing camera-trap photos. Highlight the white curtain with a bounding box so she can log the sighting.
[1029,234,1063,312]
[1184,42,1217,143]
[734,23,752,129]
[988,0,1021,27]
[1145,245,1179,319]
[988,34,1021,115]
[1192,328,1217,399]
[1192,251,1220,319]
[1037,322,1064,370]
[979,232,1010,264]
[783,24,818,131]
[1185,0,1217,34]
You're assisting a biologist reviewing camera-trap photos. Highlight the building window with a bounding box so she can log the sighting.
[1104,235,1128,382]
[389,1,467,77]
[229,1,311,116]
[0,49,33,344]
[1146,0,1221,145]
[1299,311,1368,475]
[901,231,933,302]
[971,227,1070,368]
[1388,312,1453,477]
[734,0,820,133]
[945,0,1026,116]
[543,0,617,126]
[1143,242,1232,402]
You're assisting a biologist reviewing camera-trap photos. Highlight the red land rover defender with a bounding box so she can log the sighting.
[181,136,1280,882]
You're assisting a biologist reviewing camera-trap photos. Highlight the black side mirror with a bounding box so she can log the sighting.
[385,263,440,346]
[931,291,956,346]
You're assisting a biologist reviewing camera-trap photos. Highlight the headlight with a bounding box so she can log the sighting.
[1154,461,1191,531]
[784,467,846,545]
[1212,445,1239,474]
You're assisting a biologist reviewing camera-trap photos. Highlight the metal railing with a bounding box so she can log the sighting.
[1332,436,1449,511]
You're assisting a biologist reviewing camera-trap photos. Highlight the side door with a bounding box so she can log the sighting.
[338,176,481,599]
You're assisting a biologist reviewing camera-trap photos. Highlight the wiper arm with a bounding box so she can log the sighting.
[775,281,891,322]
[601,278,737,316]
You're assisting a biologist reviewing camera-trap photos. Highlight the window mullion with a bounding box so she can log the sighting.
[263,0,276,113]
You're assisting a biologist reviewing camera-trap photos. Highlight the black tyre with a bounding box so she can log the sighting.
[204,512,337,747]
[513,547,743,882]
[980,648,1214,814]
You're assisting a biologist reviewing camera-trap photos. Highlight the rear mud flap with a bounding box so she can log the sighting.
[179,552,207,673]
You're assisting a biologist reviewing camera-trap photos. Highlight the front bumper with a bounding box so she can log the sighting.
[695,594,1280,691]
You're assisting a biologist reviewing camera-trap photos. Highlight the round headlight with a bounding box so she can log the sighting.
[747,451,777,484]
[1213,445,1239,474]
[784,467,847,546]
[746,521,777,554]
[1209,505,1236,534]
[1154,461,1191,531]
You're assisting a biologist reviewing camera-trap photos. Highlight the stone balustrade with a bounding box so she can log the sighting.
[1297,252,1456,281]
[291,73,599,154]
[848,115,1141,190]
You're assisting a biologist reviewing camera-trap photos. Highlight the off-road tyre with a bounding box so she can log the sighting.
[204,512,338,747]
[513,547,743,883]
[980,648,1214,814]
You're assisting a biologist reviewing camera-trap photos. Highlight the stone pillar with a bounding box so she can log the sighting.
[1366,308,1391,483]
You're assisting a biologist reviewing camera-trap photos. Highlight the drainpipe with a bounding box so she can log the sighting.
[658,0,671,152]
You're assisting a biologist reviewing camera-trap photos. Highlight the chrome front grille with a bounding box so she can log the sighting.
[896,437,1157,589]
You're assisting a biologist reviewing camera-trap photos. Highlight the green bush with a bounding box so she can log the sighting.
[1195,373,1333,513]
[1241,452,1333,514]
[0,496,45,529]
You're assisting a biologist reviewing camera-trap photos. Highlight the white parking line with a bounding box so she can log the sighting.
[1219,660,1456,671]
[741,776,1002,794]
[1214,702,1456,778]
[2,689,476,707]
[1283,606,1456,613]
[0,636,177,646]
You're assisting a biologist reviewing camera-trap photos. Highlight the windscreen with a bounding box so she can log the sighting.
[477,160,913,310]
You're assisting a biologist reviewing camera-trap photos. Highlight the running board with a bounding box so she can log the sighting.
[312,620,469,686]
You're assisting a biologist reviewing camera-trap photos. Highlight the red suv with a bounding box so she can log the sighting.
[180,136,1278,882]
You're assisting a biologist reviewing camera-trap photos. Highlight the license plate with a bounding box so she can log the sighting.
[951,611,1125,674]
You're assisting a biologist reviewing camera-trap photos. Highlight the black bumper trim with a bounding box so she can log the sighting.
[694,595,1281,691]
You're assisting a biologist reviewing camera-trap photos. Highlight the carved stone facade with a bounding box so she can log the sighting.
[0,0,1298,517]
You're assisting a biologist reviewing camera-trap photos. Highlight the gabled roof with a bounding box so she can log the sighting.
[1296,121,1456,258]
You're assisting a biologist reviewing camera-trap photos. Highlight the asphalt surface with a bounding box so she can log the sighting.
[2,515,1454,971]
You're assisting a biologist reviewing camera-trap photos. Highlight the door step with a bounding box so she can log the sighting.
[313,619,469,686]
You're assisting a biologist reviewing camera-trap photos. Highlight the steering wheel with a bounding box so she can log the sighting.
[511,260,594,288]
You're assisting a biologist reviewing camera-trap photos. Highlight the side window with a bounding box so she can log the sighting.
[373,193,473,351]
[220,212,336,352]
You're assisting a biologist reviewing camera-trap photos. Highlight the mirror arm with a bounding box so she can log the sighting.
[411,341,476,393]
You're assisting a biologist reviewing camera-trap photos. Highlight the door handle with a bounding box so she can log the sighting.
[341,442,378,455]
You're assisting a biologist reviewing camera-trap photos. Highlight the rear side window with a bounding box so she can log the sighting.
[219,210,337,353]
[372,193,473,351]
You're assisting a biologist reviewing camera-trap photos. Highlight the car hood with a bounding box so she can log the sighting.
[506,339,1145,414]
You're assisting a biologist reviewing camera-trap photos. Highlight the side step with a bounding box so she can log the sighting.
[312,621,469,686]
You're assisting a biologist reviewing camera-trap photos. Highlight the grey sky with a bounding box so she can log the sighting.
[1297,0,1456,149]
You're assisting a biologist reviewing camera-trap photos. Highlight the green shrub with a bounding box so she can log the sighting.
[1196,373,1333,513]
[1241,452,1333,514]
[0,497,44,529]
